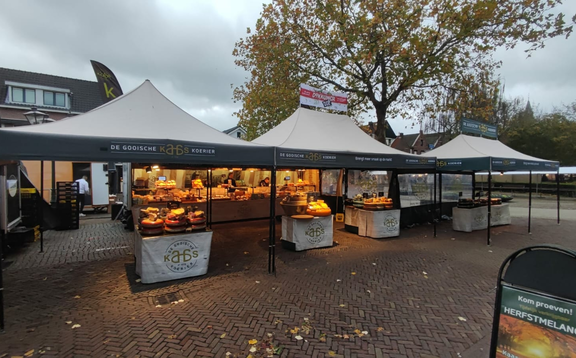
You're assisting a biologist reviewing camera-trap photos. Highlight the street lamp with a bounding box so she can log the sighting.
[23,107,49,125]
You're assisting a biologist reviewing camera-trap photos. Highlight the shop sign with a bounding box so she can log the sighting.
[461,118,498,138]
[353,156,393,163]
[299,83,348,112]
[305,221,326,245]
[495,286,576,357]
[110,142,216,157]
[278,151,337,163]
[164,240,200,273]
[405,158,435,166]
[384,215,398,232]
[437,160,462,168]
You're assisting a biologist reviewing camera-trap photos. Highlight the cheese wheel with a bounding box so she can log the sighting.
[141,218,164,229]
[140,227,164,236]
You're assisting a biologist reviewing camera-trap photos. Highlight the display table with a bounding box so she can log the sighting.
[134,230,212,284]
[452,204,511,232]
[281,215,333,251]
[344,206,400,239]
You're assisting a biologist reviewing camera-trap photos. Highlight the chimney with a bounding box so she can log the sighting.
[399,132,404,138]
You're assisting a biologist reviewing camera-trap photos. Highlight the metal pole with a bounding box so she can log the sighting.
[487,170,492,246]
[208,169,212,229]
[268,166,277,274]
[0,218,5,331]
[528,170,532,234]
[438,172,443,237]
[557,168,560,224]
[433,170,437,238]
[51,161,56,205]
[472,172,476,197]
[40,161,44,253]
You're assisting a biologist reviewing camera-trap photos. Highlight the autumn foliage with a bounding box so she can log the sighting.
[233,0,574,141]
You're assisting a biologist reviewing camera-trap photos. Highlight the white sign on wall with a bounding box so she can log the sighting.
[299,84,348,112]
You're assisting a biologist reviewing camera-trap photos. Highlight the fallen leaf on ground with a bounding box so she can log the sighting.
[339,304,345,307]
[422,271,428,275]
[43,277,48,280]
[220,333,226,338]
[361,331,369,336]
[207,325,213,329]
[343,334,350,339]
[329,351,336,357]
[74,295,81,299]
[289,327,300,334]
[249,347,257,353]
[366,290,371,293]
[333,334,342,338]
[168,334,177,339]
[65,321,72,324]
[372,262,376,265]
[24,350,34,357]
[155,305,162,308]
[71,324,81,329]
[274,319,282,325]
[255,281,260,284]
[319,333,327,342]
[267,333,273,338]
[351,272,356,275]
[458,316,467,322]
[294,335,303,341]
[336,279,341,282]
[303,317,309,321]
[377,327,384,332]
[244,251,249,255]
[135,279,141,283]
[248,339,258,345]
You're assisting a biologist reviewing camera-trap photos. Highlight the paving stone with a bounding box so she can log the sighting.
[0,208,575,357]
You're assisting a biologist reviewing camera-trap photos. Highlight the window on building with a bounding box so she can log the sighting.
[44,91,66,107]
[12,87,36,104]
[237,131,241,138]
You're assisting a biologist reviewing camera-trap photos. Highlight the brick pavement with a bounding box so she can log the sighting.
[1,209,576,357]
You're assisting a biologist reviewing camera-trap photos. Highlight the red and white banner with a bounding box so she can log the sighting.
[299,84,348,112]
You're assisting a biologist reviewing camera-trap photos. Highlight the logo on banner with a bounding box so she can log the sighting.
[110,142,216,157]
[164,240,199,272]
[384,215,398,232]
[299,83,348,112]
[305,221,326,244]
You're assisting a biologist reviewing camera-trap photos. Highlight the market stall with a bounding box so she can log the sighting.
[253,108,437,244]
[423,134,559,244]
[0,80,276,287]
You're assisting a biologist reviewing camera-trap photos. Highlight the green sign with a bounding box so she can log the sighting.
[496,286,576,357]
[461,118,497,138]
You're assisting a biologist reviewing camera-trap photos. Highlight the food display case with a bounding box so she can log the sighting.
[344,194,400,238]
[452,198,511,232]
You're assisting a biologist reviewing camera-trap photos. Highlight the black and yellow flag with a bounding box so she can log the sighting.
[90,60,123,103]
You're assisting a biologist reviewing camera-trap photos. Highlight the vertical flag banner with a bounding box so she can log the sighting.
[90,60,123,103]
[300,84,348,112]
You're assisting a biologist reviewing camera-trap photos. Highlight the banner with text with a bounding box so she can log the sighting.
[461,118,497,139]
[90,60,124,103]
[299,84,347,112]
[495,286,576,357]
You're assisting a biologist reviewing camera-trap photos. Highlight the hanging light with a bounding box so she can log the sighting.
[145,166,152,173]
[152,165,159,169]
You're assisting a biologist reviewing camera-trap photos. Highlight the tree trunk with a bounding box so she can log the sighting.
[374,103,389,144]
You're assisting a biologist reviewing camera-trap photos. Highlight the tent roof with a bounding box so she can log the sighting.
[422,134,558,171]
[0,80,273,165]
[253,108,435,169]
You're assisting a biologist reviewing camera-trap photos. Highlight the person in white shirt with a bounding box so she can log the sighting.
[75,175,90,216]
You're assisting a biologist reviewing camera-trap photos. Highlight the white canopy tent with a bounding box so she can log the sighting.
[0,80,273,165]
[253,108,436,170]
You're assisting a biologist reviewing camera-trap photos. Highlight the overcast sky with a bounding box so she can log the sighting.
[0,0,574,135]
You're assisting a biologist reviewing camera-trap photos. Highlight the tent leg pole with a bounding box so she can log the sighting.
[0,227,5,332]
[268,167,277,274]
[528,171,532,234]
[51,161,56,205]
[40,161,44,253]
[433,170,437,238]
[438,172,443,237]
[487,171,492,246]
[557,169,560,224]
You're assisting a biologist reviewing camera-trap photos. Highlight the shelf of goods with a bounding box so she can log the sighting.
[452,203,511,232]
[133,187,283,223]
[132,206,212,284]
[344,204,400,239]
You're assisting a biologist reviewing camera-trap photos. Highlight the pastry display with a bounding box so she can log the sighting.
[352,194,364,208]
[192,179,204,189]
[155,180,177,189]
[306,200,331,216]
[363,197,393,210]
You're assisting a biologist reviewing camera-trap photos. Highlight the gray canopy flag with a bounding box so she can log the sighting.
[0,80,274,166]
